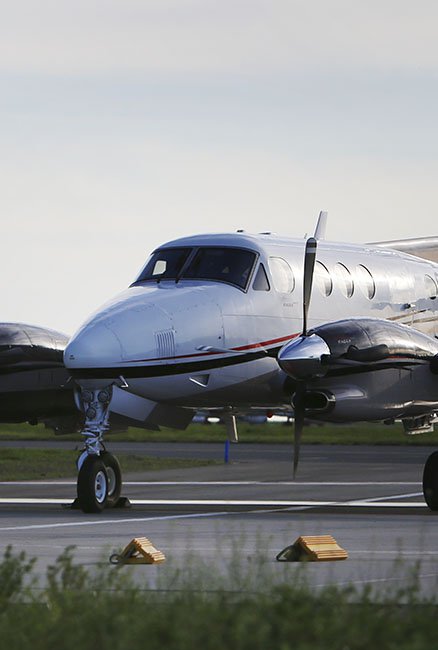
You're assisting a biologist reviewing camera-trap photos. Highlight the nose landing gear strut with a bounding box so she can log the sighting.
[74,386,125,513]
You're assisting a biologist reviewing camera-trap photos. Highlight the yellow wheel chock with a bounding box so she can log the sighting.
[109,537,166,565]
[276,535,348,562]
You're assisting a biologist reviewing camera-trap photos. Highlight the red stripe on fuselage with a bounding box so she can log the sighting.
[127,332,299,364]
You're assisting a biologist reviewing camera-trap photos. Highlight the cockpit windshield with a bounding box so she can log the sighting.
[183,247,256,289]
[134,246,257,290]
[136,248,192,282]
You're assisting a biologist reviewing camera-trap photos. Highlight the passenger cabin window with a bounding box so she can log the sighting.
[182,247,256,289]
[335,262,354,298]
[314,261,333,296]
[356,264,376,299]
[268,257,295,293]
[136,247,192,282]
[425,274,438,299]
[253,264,270,291]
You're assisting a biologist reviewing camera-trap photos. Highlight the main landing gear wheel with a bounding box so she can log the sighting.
[423,451,438,511]
[101,452,122,508]
[77,456,108,513]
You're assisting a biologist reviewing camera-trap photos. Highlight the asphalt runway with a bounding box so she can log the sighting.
[0,442,438,596]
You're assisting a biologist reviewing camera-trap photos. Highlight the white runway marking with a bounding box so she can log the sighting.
[0,496,425,510]
[0,481,421,486]
[351,491,423,503]
[0,511,234,532]
[0,501,427,533]
[314,571,438,589]
[127,481,422,487]
[0,488,427,533]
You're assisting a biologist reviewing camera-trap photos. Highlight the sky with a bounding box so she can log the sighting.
[2,0,438,333]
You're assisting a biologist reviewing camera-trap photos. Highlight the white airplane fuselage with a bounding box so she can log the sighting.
[64,232,438,422]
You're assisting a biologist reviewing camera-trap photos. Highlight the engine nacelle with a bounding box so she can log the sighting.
[295,365,438,423]
[279,318,438,381]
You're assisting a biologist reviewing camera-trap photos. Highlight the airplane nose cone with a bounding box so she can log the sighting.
[64,322,123,369]
[63,289,174,383]
[278,333,330,379]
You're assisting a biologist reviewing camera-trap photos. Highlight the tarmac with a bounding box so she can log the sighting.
[0,441,437,597]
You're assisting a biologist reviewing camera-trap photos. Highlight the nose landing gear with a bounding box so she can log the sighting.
[75,386,125,513]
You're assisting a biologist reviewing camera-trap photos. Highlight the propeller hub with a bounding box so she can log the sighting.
[278,333,330,380]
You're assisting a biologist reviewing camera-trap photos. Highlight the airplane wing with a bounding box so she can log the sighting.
[368,236,438,263]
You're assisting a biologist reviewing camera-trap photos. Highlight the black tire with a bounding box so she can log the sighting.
[77,456,108,513]
[101,452,122,508]
[423,451,438,511]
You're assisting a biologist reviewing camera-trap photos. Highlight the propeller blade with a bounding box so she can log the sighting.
[302,237,318,336]
[292,228,321,475]
[293,388,305,478]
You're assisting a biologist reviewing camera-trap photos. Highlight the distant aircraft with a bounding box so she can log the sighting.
[60,213,438,513]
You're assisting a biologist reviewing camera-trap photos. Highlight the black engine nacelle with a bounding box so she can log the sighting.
[278,318,438,381]
[312,318,438,365]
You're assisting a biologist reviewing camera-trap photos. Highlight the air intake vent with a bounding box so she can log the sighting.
[155,329,176,358]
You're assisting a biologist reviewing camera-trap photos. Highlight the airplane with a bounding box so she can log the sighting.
[60,212,438,513]
[0,322,80,431]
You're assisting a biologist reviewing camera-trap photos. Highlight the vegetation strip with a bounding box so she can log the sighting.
[1,421,438,445]
[0,448,218,481]
[0,545,437,649]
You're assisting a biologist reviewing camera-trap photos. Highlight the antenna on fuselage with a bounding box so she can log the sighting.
[314,210,328,240]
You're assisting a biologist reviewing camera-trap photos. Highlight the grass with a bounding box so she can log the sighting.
[2,420,438,445]
[0,545,437,649]
[0,448,218,481]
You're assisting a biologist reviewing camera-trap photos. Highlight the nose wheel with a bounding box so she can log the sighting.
[77,456,108,513]
[76,452,123,513]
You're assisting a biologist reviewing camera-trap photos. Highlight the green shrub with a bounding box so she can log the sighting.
[0,545,437,649]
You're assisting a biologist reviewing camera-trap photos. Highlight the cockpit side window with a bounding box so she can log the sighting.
[268,257,295,293]
[135,247,192,282]
[182,247,256,289]
[252,264,270,291]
